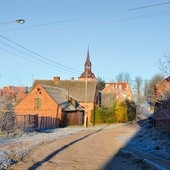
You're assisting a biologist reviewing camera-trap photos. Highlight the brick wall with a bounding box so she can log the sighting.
[154,100,170,128]
[15,84,62,119]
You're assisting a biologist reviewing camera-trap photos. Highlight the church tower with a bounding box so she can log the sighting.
[78,46,96,81]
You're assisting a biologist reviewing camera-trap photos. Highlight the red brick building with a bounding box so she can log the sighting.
[0,86,29,102]
[102,82,133,101]
[154,76,170,127]
[32,77,98,125]
[154,76,170,101]
[15,84,84,127]
[15,48,98,126]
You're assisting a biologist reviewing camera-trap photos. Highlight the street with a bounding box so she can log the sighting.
[14,123,157,170]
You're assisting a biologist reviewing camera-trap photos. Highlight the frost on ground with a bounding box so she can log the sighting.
[0,118,169,169]
[0,127,88,169]
[0,124,124,169]
[127,117,170,161]
[121,149,167,170]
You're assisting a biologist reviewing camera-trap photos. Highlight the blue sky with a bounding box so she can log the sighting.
[0,0,170,87]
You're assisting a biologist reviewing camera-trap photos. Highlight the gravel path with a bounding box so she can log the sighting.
[13,124,159,170]
[1,120,169,170]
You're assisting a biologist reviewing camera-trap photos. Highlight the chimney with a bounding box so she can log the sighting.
[71,77,74,81]
[53,76,60,82]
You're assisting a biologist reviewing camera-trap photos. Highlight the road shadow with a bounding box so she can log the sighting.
[28,126,108,170]
[102,117,170,170]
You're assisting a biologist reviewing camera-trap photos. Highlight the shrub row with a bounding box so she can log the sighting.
[91,99,136,124]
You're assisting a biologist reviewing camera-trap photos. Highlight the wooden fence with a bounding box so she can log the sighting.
[16,111,84,131]
[16,114,58,131]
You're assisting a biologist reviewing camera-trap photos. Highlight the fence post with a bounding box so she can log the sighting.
[42,117,44,130]
[40,116,42,130]
[46,116,47,129]
[35,114,38,130]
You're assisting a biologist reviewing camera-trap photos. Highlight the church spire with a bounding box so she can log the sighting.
[85,45,91,70]
[78,46,96,80]
[86,45,90,62]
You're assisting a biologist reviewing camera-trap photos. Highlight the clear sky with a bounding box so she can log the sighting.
[0,0,170,87]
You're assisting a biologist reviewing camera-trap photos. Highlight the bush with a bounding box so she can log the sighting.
[0,96,17,134]
[125,100,136,121]
[91,99,136,124]
[91,106,115,124]
[115,101,128,123]
[0,112,17,134]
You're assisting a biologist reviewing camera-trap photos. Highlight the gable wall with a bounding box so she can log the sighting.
[102,84,132,101]
[15,84,62,119]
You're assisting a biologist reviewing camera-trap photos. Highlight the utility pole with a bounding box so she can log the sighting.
[84,70,88,127]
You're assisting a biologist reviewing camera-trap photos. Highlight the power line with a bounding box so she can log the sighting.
[0,45,81,76]
[0,40,76,73]
[127,1,170,11]
[0,34,81,74]
[0,47,55,69]
[15,9,170,37]
[2,1,170,33]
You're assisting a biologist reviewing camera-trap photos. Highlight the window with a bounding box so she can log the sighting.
[34,97,41,110]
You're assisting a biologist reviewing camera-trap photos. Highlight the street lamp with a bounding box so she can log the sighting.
[15,19,25,24]
[0,19,25,25]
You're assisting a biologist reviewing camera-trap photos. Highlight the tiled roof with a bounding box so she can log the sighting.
[41,85,76,111]
[102,82,133,100]
[33,80,97,102]
[79,71,96,79]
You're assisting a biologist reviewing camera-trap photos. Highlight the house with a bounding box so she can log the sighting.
[154,76,170,127]
[33,48,98,124]
[16,48,98,126]
[102,82,133,106]
[32,77,98,125]
[15,84,84,128]
[0,86,29,102]
[154,76,170,101]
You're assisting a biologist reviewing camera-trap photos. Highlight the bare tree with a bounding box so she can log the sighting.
[158,51,170,76]
[116,72,124,82]
[116,72,131,83]
[134,76,143,105]
[0,96,16,133]
[124,72,131,83]
[144,74,164,106]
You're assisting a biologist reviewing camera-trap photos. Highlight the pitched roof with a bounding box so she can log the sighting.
[33,80,97,102]
[41,85,76,111]
[105,82,130,91]
[79,71,96,79]
[102,82,133,100]
[155,76,170,87]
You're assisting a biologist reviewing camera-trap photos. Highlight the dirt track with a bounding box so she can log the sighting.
[13,124,154,170]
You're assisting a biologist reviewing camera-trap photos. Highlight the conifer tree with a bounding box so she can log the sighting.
[115,101,128,123]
